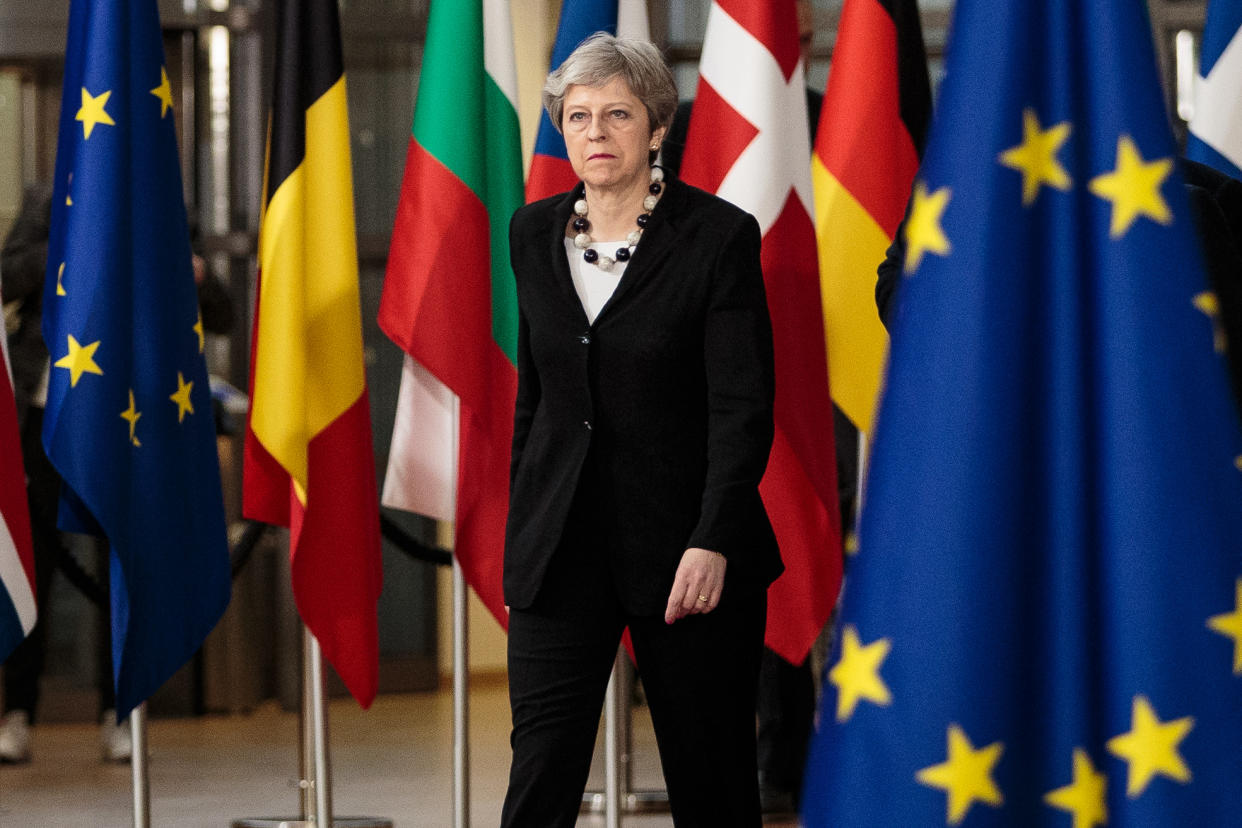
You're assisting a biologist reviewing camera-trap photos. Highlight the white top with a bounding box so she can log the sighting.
[564,237,629,324]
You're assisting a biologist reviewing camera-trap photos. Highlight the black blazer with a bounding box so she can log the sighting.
[503,177,783,614]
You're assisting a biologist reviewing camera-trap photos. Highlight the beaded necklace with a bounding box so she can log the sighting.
[571,166,664,272]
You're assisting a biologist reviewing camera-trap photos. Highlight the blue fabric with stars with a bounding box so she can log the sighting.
[41,0,230,720]
[802,0,1242,825]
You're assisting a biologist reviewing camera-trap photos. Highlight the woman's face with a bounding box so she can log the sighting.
[562,76,665,194]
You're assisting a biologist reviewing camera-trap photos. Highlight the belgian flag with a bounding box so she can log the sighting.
[814,0,931,435]
[244,0,382,707]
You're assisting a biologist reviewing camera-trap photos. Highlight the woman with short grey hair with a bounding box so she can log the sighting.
[501,32,779,827]
[541,33,678,156]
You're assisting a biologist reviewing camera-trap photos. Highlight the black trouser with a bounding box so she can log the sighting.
[3,408,114,722]
[756,647,814,801]
[501,522,767,828]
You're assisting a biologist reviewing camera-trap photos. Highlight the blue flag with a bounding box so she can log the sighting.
[1188,0,1242,179]
[42,0,230,719]
[802,0,1242,825]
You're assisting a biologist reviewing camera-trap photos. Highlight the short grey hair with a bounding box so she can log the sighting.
[542,33,677,138]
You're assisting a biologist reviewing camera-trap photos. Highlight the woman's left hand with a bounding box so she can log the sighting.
[664,547,727,624]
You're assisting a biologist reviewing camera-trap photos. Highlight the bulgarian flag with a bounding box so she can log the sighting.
[377,0,524,628]
[0,287,35,664]
[681,0,842,665]
[244,0,382,706]
[526,0,650,203]
[814,0,930,435]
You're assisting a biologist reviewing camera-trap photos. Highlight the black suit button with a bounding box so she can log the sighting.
[578,334,590,344]
[583,420,592,431]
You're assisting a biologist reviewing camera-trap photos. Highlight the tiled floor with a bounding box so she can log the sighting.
[0,683,801,827]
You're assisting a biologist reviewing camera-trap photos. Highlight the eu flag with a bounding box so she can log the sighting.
[42,0,230,719]
[801,0,1242,825]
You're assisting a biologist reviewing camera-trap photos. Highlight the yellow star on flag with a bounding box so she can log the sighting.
[53,335,103,387]
[904,181,953,273]
[120,389,142,447]
[1193,291,1226,353]
[1044,748,1108,828]
[193,310,205,353]
[56,262,67,297]
[169,372,195,422]
[1088,136,1173,238]
[827,625,892,722]
[1106,695,1193,797]
[915,724,1005,825]
[76,87,115,139]
[151,67,174,118]
[1207,578,1242,675]
[998,108,1073,205]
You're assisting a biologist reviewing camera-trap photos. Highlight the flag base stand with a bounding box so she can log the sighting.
[581,791,670,814]
[231,819,391,828]
[233,628,391,828]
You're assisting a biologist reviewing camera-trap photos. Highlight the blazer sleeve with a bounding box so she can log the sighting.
[509,305,540,488]
[685,213,775,556]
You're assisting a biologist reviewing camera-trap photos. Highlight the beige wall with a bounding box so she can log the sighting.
[0,71,23,245]
[513,0,561,167]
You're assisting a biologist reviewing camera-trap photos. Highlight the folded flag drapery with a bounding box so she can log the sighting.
[42,0,230,718]
[245,0,382,707]
[802,0,1242,824]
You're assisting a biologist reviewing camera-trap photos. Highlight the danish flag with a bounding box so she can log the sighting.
[681,0,842,665]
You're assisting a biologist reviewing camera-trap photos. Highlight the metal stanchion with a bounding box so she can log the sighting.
[582,648,671,816]
[130,703,150,828]
[307,632,333,824]
[603,656,621,828]
[231,626,391,828]
[452,558,470,828]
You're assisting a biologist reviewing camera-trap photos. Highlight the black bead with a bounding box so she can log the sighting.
[615,247,630,262]
[572,217,589,232]
[636,213,649,228]
[583,248,599,264]
[649,181,662,195]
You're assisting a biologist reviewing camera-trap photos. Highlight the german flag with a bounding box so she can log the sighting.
[814,0,930,435]
[244,0,381,707]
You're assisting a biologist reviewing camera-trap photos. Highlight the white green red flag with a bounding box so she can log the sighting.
[378,0,524,628]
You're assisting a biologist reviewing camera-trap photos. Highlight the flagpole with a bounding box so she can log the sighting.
[305,628,334,825]
[129,702,150,828]
[603,656,621,828]
[300,630,315,820]
[452,556,470,828]
[583,654,669,816]
[230,626,391,828]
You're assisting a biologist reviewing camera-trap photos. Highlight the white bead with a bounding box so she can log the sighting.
[627,230,642,246]
[643,195,658,211]
[650,166,664,182]
[574,233,591,249]
[574,199,589,216]
[597,256,615,271]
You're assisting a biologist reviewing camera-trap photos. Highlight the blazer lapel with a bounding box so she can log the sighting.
[543,184,591,327]
[594,176,687,321]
